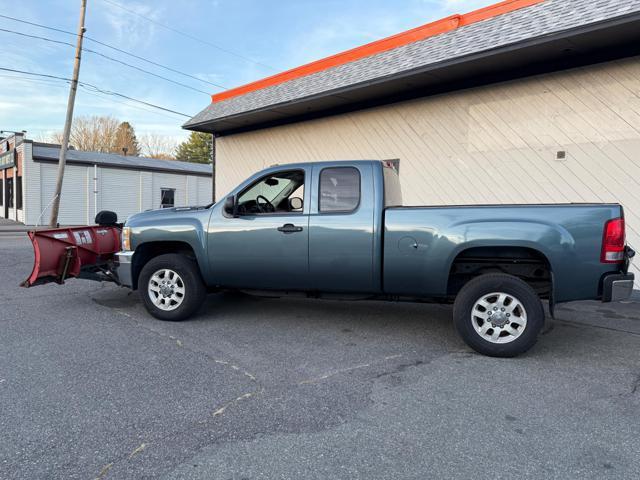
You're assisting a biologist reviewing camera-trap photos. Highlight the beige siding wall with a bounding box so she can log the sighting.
[217,56,640,281]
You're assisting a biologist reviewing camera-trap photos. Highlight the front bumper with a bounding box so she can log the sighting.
[115,251,134,288]
[602,273,635,302]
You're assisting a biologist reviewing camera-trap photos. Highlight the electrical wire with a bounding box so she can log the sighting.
[0,67,193,117]
[0,73,68,86]
[0,13,228,89]
[0,73,186,121]
[0,27,218,94]
[99,0,276,72]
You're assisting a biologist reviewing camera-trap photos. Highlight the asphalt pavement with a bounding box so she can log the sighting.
[1,233,639,479]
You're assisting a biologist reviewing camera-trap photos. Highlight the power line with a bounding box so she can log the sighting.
[0,73,186,120]
[80,88,188,120]
[0,27,220,94]
[86,46,216,94]
[0,13,73,37]
[82,85,192,118]
[0,73,67,86]
[0,13,226,89]
[99,0,277,72]
[0,27,70,47]
[0,67,193,117]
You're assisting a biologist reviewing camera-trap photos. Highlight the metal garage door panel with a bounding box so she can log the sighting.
[197,177,211,205]
[40,163,87,225]
[99,168,139,222]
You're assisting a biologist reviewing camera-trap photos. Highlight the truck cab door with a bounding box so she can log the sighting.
[207,167,310,291]
[308,163,379,293]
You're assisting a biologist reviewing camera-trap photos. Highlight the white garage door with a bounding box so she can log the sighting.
[99,168,140,223]
[40,163,87,225]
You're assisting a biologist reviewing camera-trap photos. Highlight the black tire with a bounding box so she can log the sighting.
[453,273,544,357]
[139,254,207,321]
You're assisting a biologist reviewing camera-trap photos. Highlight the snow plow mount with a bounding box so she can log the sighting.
[21,222,123,288]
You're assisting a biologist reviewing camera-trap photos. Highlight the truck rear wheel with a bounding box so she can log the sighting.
[453,273,544,357]
[139,254,206,321]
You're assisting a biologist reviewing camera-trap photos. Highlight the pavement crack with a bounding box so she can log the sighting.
[210,387,265,419]
[555,319,640,337]
[373,359,426,379]
[85,309,264,480]
[104,307,265,421]
[95,462,113,480]
[299,354,402,385]
[128,442,146,459]
[93,441,147,480]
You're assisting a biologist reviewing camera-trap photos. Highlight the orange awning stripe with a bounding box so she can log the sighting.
[212,0,545,104]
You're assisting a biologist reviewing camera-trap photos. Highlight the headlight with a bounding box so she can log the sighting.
[122,227,131,251]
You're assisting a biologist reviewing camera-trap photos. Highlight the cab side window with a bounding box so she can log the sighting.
[236,170,305,215]
[319,167,360,213]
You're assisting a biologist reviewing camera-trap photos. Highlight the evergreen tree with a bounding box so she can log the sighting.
[175,132,212,164]
[114,121,140,156]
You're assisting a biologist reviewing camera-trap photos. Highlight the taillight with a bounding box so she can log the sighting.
[601,218,625,263]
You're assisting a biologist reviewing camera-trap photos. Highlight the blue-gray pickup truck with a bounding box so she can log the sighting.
[115,160,634,357]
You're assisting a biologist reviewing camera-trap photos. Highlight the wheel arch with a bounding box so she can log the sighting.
[447,244,554,301]
[131,241,201,290]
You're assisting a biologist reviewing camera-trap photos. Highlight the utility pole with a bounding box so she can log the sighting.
[210,133,216,203]
[49,0,87,227]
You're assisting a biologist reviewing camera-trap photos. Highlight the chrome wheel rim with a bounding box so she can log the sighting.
[471,292,527,344]
[148,269,185,311]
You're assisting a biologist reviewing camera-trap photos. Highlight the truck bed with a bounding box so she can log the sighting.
[382,203,624,302]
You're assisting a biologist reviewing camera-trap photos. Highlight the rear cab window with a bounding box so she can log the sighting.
[319,167,360,213]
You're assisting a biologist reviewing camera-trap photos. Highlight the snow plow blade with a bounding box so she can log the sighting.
[21,225,122,287]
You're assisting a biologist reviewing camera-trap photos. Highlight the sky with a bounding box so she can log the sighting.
[0,0,494,147]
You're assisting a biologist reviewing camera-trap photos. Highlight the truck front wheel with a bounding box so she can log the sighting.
[139,254,206,321]
[453,274,544,357]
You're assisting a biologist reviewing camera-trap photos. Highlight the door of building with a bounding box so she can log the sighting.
[5,178,12,219]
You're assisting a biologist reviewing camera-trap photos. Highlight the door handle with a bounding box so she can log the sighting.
[277,223,303,234]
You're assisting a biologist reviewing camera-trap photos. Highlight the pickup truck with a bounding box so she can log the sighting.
[112,160,634,357]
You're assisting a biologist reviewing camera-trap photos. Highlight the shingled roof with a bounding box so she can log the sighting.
[184,0,640,134]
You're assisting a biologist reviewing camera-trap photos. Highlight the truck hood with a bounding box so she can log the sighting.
[125,206,208,226]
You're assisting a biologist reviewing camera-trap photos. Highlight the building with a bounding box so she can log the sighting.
[184,0,640,282]
[0,133,212,225]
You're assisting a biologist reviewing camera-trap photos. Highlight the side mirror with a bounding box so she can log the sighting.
[289,197,303,211]
[224,196,237,216]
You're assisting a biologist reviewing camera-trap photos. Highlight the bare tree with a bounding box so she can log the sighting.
[34,132,57,144]
[139,133,177,159]
[51,116,176,159]
[53,115,120,152]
